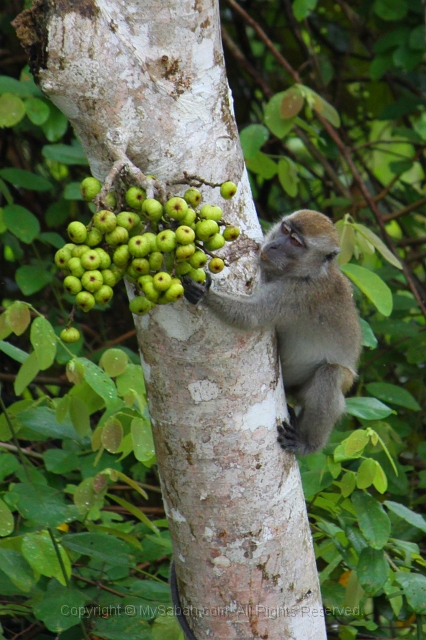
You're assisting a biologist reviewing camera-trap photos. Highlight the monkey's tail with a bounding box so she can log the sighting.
[169,560,198,640]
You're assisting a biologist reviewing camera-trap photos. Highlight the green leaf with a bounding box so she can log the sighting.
[357,458,378,490]
[343,429,370,456]
[373,462,388,494]
[7,302,31,336]
[409,25,426,50]
[335,219,355,265]
[18,406,80,440]
[395,573,426,614]
[116,363,146,398]
[22,531,71,586]
[357,548,389,595]
[76,357,119,409]
[14,351,40,396]
[366,382,420,411]
[240,124,269,159]
[385,500,426,534]
[32,582,87,632]
[0,75,42,97]
[0,312,12,341]
[107,493,159,533]
[292,0,318,21]
[43,449,80,474]
[278,158,299,197]
[370,53,394,81]
[131,417,155,463]
[341,471,356,498]
[63,181,84,200]
[41,104,68,141]
[100,348,129,377]
[152,615,183,640]
[0,168,53,192]
[3,204,40,243]
[0,341,28,364]
[61,532,134,565]
[0,94,26,128]
[45,200,72,228]
[351,223,402,269]
[359,319,378,349]
[346,397,394,420]
[373,0,408,21]
[11,482,80,527]
[69,396,91,437]
[42,143,88,165]
[30,316,57,370]
[245,152,277,179]
[39,231,65,248]
[0,499,14,536]
[74,477,106,515]
[92,616,152,640]
[15,265,54,295]
[279,86,305,118]
[351,492,391,549]
[101,418,124,453]
[24,97,50,125]
[341,264,393,316]
[264,92,296,138]
[0,549,34,592]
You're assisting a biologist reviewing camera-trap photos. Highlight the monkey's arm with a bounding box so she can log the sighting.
[183,277,290,330]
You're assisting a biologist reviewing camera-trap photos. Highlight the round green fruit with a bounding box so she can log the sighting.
[86,227,103,247]
[54,247,72,269]
[175,225,195,245]
[153,272,172,291]
[125,186,146,210]
[126,265,139,279]
[101,269,116,287]
[67,221,88,244]
[203,233,226,251]
[76,291,96,312]
[138,274,153,287]
[116,211,141,231]
[113,245,131,267]
[199,204,223,221]
[175,243,196,261]
[60,327,81,343]
[132,258,150,275]
[104,192,117,210]
[181,208,197,226]
[164,282,185,302]
[93,210,117,233]
[142,281,160,302]
[110,264,126,281]
[129,296,154,315]
[63,275,83,295]
[105,226,129,246]
[188,268,207,284]
[68,257,85,278]
[128,235,151,258]
[175,261,192,275]
[81,250,102,270]
[156,229,177,252]
[94,248,111,269]
[81,270,103,292]
[220,181,237,199]
[94,285,114,304]
[81,177,102,202]
[209,257,225,273]
[189,250,208,269]
[149,252,164,271]
[142,198,163,221]
[72,244,90,258]
[223,226,241,242]
[143,232,158,252]
[184,188,202,207]
[165,196,188,220]
[195,219,219,241]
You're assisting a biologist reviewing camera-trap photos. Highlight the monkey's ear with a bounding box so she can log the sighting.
[325,248,340,262]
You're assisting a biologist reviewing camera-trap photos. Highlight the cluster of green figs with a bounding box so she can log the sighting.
[56,177,240,343]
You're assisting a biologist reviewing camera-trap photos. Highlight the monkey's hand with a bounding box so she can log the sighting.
[182,273,212,305]
[277,407,305,455]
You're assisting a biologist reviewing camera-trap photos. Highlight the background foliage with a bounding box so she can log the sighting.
[1,0,426,638]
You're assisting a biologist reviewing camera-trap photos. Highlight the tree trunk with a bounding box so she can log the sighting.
[14,0,326,637]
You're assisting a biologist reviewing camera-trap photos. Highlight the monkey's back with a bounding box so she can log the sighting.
[276,266,361,390]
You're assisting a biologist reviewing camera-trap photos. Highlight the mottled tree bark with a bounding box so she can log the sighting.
[14,1,326,637]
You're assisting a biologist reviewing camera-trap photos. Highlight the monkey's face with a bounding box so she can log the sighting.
[261,210,340,278]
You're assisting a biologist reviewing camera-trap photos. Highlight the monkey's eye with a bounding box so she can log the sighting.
[281,223,291,235]
[290,234,304,247]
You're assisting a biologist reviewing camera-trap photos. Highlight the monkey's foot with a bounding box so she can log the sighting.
[277,419,302,454]
[182,274,211,305]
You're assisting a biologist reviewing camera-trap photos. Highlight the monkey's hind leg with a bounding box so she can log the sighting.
[278,364,351,455]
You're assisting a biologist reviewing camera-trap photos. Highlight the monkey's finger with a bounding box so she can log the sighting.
[182,276,208,305]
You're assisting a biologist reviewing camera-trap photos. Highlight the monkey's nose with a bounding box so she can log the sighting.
[260,251,269,262]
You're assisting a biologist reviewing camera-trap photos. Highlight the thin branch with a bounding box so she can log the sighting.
[382,196,426,222]
[0,441,43,460]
